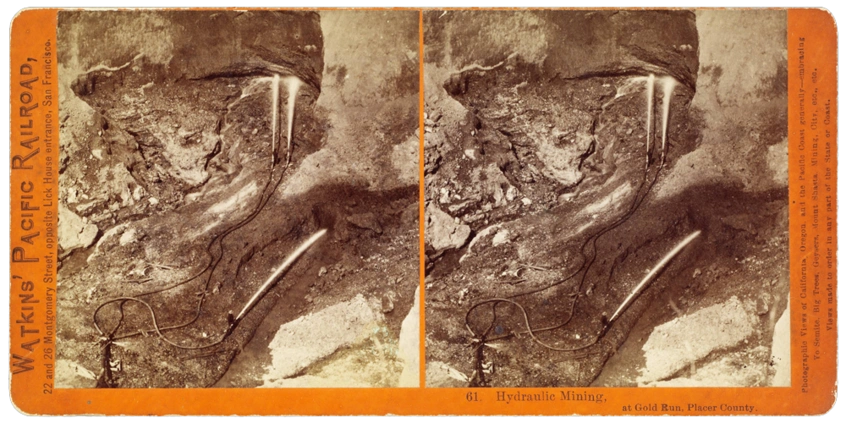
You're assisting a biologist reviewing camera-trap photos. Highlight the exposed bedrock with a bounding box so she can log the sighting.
[424,11,700,247]
[56,10,420,388]
[60,10,324,89]
[424,10,788,387]
[426,10,699,90]
[58,11,324,232]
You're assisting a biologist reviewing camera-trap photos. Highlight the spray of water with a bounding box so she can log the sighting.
[608,230,701,324]
[645,74,655,168]
[283,76,304,166]
[660,76,678,165]
[270,74,281,166]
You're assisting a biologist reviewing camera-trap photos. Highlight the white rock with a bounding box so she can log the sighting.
[638,296,758,384]
[643,347,769,387]
[261,295,383,386]
[58,204,99,254]
[119,228,138,246]
[54,359,97,388]
[492,229,512,246]
[559,192,577,202]
[132,185,145,201]
[505,185,518,202]
[460,223,503,263]
[770,300,790,386]
[425,204,471,252]
[398,286,420,387]
[425,361,468,387]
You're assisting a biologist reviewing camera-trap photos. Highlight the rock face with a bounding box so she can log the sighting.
[638,296,758,384]
[54,359,97,388]
[657,10,788,199]
[58,10,325,228]
[424,10,788,388]
[60,11,324,88]
[643,347,770,387]
[423,10,700,243]
[425,203,471,253]
[770,301,791,386]
[56,10,329,389]
[427,11,699,191]
[426,10,698,89]
[262,295,383,385]
[398,287,421,387]
[56,10,420,389]
[424,10,703,387]
[426,361,470,388]
[58,204,98,255]
[280,10,420,198]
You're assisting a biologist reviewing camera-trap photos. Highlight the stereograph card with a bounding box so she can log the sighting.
[6,7,838,416]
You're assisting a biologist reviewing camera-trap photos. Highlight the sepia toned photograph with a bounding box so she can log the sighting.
[423,10,790,388]
[54,9,420,388]
[4,4,842,416]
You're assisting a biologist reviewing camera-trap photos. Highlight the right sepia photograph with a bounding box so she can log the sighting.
[423,10,789,387]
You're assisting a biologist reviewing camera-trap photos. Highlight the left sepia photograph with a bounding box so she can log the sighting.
[55,10,421,388]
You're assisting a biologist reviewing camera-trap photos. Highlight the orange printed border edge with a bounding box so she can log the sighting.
[8,8,837,416]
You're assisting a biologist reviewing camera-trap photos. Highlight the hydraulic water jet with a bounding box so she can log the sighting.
[645,74,655,168]
[271,74,281,166]
[283,76,304,166]
[659,76,678,165]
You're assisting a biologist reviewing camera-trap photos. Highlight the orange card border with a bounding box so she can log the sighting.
[8,7,837,416]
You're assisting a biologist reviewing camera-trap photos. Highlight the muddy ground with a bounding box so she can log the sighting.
[424,10,790,387]
[55,10,420,388]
